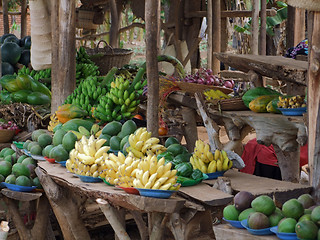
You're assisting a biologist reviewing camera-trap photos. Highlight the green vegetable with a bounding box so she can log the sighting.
[191,169,203,180]
[27,92,51,105]
[242,87,282,108]
[12,89,32,103]
[0,75,20,92]
[175,162,193,177]
[0,90,12,104]
[30,79,51,97]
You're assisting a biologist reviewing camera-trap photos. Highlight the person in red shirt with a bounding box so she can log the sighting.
[240,138,308,180]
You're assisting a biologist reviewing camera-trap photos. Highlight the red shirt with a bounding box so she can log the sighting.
[240,139,308,174]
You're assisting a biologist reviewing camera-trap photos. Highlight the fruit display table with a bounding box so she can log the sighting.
[35,161,234,240]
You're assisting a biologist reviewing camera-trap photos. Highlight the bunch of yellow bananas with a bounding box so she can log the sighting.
[203,89,231,101]
[190,140,233,173]
[132,156,178,190]
[126,127,166,158]
[277,95,306,109]
[66,135,110,177]
[69,124,102,140]
[47,113,61,132]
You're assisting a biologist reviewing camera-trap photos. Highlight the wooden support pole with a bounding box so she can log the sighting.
[97,199,131,240]
[181,107,198,152]
[110,0,119,47]
[20,0,28,38]
[51,0,59,113]
[286,6,295,49]
[35,167,91,240]
[2,0,9,34]
[308,12,320,201]
[207,0,213,69]
[259,0,267,55]
[294,8,306,46]
[251,0,259,55]
[212,0,221,74]
[129,211,148,240]
[145,0,160,137]
[51,0,76,112]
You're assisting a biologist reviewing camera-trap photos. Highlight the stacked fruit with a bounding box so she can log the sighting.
[18,66,51,83]
[0,147,42,189]
[66,135,109,177]
[75,46,100,83]
[93,75,146,122]
[190,140,232,174]
[65,76,108,114]
[126,127,166,158]
[277,95,306,109]
[223,191,320,240]
[203,89,231,101]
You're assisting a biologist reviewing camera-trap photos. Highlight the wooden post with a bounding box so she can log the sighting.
[308,12,320,201]
[294,8,306,46]
[51,0,59,113]
[207,0,213,69]
[51,0,76,112]
[145,0,160,137]
[2,0,9,34]
[181,107,198,152]
[20,0,28,38]
[259,0,267,55]
[286,6,295,49]
[251,0,259,55]
[110,0,119,47]
[212,0,221,74]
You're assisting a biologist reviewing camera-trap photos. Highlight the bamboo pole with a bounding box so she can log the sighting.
[251,0,259,55]
[145,0,160,137]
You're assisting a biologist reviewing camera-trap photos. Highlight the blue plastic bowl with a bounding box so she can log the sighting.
[223,217,245,229]
[206,171,226,180]
[278,107,307,116]
[56,161,67,167]
[241,219,273,235]
[76,175,103,183]
[2,182,37,192]
[136,188,176,199]
[270,226,298,240]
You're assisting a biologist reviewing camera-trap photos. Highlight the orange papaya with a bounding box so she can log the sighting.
[56,104,88,123]
[249,95,278,113]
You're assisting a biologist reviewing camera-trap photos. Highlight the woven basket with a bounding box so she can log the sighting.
[85,40,133,75]
[206,97,248,111]
[175,81,233,95]
[0,129,15,143]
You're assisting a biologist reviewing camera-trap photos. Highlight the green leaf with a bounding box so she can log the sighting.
[234,25,247,33]
[276,1,287,8]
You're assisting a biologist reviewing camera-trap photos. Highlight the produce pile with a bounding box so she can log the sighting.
[242,87,307,114]
[0,34,31,76]
[0,147,42,189]
[223,191,320,239]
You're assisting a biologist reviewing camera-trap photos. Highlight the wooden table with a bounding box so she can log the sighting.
[35,161,234,240]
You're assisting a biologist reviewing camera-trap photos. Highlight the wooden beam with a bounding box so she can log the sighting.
[51,0,76,112]
[145,0,160,137]
[20,0,28,38]
[2,0,9,34]
[308,12,320,201]
[260,0,267,55]
[251,0,259,55]
[207,0,213,69]
[185,9,277,18]
[212,0,221,74]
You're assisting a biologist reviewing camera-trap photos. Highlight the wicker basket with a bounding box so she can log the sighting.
[206,97,248,111]
[0,129,15,143]
[85,40,133,75]
[175,81,233,95]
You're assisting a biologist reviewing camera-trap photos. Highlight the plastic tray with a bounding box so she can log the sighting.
[270,226,298,240]
[22,149,32,157]
[2,182,37,192]
[100,177,114,186]
[278,107,307,116]
[30,154,46,161]
[223,217,245,229]
[136,188,177,199]
[206,171,226,180]
[56,161,66,167]
[177,173,209,187]
[76,175,103,183]
[116,186,139,195]
[44,156,56,164]
[241,219,273,235]
[13,141,24,149]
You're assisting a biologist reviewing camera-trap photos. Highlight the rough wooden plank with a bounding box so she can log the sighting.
[145,0,160,137]
[212,0,221,74]
[204,170,312,204]
[1,189,42,202]
[185,9,277,18]
[37,162,186,214]
[178,183,233,206]
[308,12,320,202]
[214,53,308,85]
[213,224,278,240]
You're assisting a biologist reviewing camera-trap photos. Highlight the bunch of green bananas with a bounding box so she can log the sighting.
[76,46,95,64]
[76,47,100,84]
[93,75,147,122]
[65,76,108,114]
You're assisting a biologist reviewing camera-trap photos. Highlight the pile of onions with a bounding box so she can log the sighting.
[181,68,234,89]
